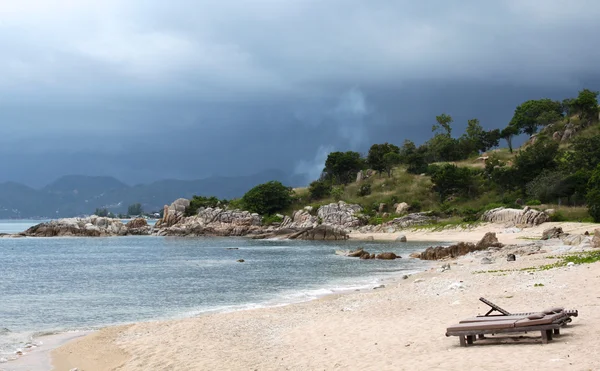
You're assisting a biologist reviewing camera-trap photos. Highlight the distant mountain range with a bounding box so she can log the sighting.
[0,170,303,218]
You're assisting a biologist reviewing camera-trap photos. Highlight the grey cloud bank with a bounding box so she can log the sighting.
[1,0,600,187]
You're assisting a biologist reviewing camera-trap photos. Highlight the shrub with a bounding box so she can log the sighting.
[262,214,283,225]
[331,186,344,201]
[357,184,372,197]
[308,180,332,200]
[241,181,293,215]
[526,199,542,206]
[185,195,223,216]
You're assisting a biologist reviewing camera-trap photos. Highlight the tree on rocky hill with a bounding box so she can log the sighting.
[367,143,400,177]
[509,98,563,136]
[323,151,364,184]
[242,181,293,215]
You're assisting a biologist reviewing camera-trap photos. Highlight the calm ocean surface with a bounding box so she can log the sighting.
[0,220,433,363]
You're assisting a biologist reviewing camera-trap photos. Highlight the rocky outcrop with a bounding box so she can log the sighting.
[23,216,143,237]
[417,233,503,261]
[154,207,262,237]
[155,198,190,228]
[280,207,318,229]
[394,202,409,215]
[593,229,600,248]
[541,227,564,240]
[317,201,364,228]
[290,225,349,241]
[480,207,549,226]
[125,218,152,235]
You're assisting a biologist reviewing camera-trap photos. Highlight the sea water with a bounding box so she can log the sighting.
[0,221,433,364]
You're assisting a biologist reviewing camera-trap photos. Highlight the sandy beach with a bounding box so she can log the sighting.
[20,222,599,370]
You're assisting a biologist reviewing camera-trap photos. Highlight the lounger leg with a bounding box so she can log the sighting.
[459,336,466,347]
[547,330,553,341]
[478,334,485,340]
[541,330,548,344]
[467,335,474,345]
[553,329,560,335]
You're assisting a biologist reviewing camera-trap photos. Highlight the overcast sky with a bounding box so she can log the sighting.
[2,0,600,187]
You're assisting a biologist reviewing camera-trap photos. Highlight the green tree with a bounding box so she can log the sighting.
[565,134,600,172]
[513,139,560,191]
[432,113,453,136]
[127,203,143,216]
[324,151,364,184]
[429,164,476,201]
[308,180,332,200]
[94,208,109,217]
[241,181,293,215]
[383,152,402,177]
[367,143,400,177]
[586,164,600,222]
[571,89,599,122]
[509,99,563,136]
[500,124,519,153]
[400,140,429,174]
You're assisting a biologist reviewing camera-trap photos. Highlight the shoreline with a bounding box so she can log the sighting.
[49,222,600,370]
[4,257,431,371]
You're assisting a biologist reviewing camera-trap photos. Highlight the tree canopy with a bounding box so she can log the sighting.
[241,181,293,215]
[324,151,364,184]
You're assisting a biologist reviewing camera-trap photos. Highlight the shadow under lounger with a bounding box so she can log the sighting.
[446,313,568,347]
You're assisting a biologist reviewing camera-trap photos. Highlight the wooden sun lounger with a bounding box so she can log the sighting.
[446,312,569,347]
[479,297,578,319]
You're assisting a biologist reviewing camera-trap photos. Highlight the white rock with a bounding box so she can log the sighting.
[414,278,425,283]
[567,262,575,267]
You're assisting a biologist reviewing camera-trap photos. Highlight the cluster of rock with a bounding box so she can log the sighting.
[357,212,436,233]
[335,248,400,260]
[541,226,600,249]
[278,201,364,230]
[154,198,190,228]
[414,232,503,260]
[154,207,262,237]
[480,207,549,226]
[22,217,150,237]
[253,225,349,240]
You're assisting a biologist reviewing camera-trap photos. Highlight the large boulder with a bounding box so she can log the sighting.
[376,252,399,260]
[541,227,564,240]
[395,202,410,215]
[289,225,349,241]
[317,201,365,228]
[279,209,318,229]
[155,198,190,228]
[125,218,151,235]
[480,207,549,226]
[475,232,502,249]
[593,229,600,248]
[154,207,262,237]
[22,217,139,237]
[417,233,504,261]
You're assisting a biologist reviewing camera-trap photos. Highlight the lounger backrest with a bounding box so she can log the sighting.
[479,297,511,315]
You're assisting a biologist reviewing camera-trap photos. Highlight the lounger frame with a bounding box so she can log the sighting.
[446,323,562,347]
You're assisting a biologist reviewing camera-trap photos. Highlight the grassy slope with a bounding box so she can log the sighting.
[287,125,596,225]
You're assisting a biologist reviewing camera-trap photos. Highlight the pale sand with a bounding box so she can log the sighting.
[49,223,600,371]
[349,221,599,245]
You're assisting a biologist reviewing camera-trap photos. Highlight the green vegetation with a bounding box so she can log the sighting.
[534,283,545,287]
[262,214,284,225]
[241,181,293,215]
[180,88,600,225]
[94,208,109,217]
[185,195,226,216]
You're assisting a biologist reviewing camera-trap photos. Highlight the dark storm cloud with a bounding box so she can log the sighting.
[2,0,600,186]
